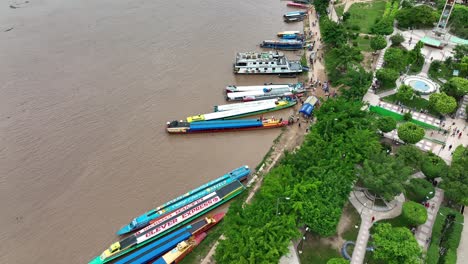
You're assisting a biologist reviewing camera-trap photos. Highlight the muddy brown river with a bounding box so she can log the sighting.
[0,0,302,262]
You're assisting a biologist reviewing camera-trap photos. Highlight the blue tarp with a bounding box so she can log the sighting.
[299,103,314,117]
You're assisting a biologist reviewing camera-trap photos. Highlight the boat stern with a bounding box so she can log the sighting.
[212,212,226,223]
[88,256,105,264]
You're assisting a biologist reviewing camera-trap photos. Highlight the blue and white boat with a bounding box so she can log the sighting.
[116,166,250,235]
[260,40,304,50]
[283,11,306,18]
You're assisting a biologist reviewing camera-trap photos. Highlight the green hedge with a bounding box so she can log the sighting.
[404,178,435,202]
[426,207,464,264]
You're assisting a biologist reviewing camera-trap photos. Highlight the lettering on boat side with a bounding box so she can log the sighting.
[135,192,216,235]
[136,196,221,244]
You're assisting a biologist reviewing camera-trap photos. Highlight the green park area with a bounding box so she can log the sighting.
[344,0,386,34]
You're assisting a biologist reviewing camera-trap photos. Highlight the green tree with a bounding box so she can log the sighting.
[397,123,425,144]
[370,35,387,51]
[452,44,468,62]
[384,48,408,71]
[396,145,425,169]
[377,116,397,133]
[327,258,349,264]
[372,223,422,263]
[449,6,468,39]
[370,18,394,35]
[395,5,438,29]
[390,33,405,46]
[421,153,448,179]
[321,17,347,47]
[358,152,411,201]
[442,77,468,99]
[441,145,468,205]
[402,201,428,226]
[396,84,414,103]
[376,68,399,88]
[404,178,435,202]
[429,92,457,115]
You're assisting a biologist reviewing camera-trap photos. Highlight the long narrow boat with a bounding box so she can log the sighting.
[226,88,303,101]
[116,166,249,235]
[281,34,304,40]
[225,84,296,93]
[287,1,308,8]
[260,40,304,50]
[277,31,301,37]
[186,100,297,122]
[114,213,225,264]
[214,99,279,112]
[89,181,245,264]
[166,118,288,134]
[283,11,306,18]
[151,233,207,264]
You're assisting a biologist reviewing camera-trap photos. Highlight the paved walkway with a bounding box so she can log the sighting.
[456,95,468,120]
[457,208,468,264]
[415,188,444,250]
[349,190,405,264]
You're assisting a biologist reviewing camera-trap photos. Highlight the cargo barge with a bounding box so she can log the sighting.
[186,99,296,122]
[114,213,224,264]
[116,166,249,235]
[166,118,288,134]
[89,181,245,264]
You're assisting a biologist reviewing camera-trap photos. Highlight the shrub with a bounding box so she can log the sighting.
[390,33,405,46]
[376,68,399,89]
[351,25,361,31]
[403,112,412,121]
[352,41,358,47]
[364,35,370,39]
[421,153,448,179]
[402,201,428,226]
[377,116,397,133]
[405,178,435,202]
[398,122,425,144]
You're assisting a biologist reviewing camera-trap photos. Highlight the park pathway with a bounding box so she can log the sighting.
[415,188,444,250]
[456,94,468,120]
[350,208,372,264]
[377,101,442,128]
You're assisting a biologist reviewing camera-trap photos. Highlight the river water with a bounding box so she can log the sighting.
[0,0,301,263]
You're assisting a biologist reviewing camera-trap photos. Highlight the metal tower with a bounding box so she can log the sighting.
[434,0,456,36]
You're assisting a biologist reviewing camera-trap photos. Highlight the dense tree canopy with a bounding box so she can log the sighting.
[398,123,425,144]
[372,223,422,264]
[396,5,438,29]
[405,178,435,202]
[390,33,405,46]
[376,116,397,133]
[442,77,468,99]
[376,68,399,89]
[384,48,408,71]
[215,100,381,263]
[396,84,414,103]
[452,44,468,62]
[449,6,468,39]
[421,153,448,180]
[442,145,468,205]
[396,144,425,169]
[358,152,411,201]
[370,35,387,51]
[402,201,428,226]
[429,92,457,115]
[321,17,347,47]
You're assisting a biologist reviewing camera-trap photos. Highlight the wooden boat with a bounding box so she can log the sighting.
[166,118,288,134]
[277,31,301,37]
[116,166,249,235]
[151,233,207,264]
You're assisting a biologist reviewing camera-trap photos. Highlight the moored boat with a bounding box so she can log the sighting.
[151,233,207,264]
[287,1,308,8]
[166,118,288,134]
[215,99,279,112]
[283,11,306,18]
[116,166,249,235]
[284,16,304,23]
[89,181,245,264]
[225,83,295,93]
[260,40,303,50]
[277,31,301,37]
[186,99,297,122]
[225,85,304,101]
[233,51,302,75]
[114,213,225,264]
[281,33,304,40]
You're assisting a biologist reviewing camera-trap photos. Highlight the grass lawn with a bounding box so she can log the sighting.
[369,106,441,130]
[355,36,373,52]
[345,0,386,34]
[335,5,345,18]
[381,94,440,117]
[299,234,341,264]
[342,203,361,241]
